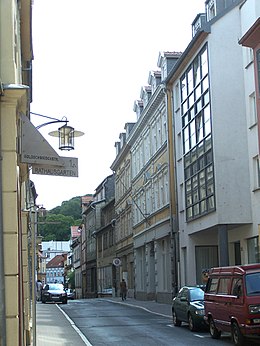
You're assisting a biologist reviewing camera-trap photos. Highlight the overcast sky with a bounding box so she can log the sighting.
[31,0,205,210]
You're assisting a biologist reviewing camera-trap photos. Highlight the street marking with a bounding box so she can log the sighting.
[56,304,93,346]
[105,299,172,318]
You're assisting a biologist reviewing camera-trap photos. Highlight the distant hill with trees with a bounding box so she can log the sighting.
[38,196,83,241]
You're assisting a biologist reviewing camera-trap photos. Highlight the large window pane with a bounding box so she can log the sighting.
[201,49,208,77]
[187,67,194,94]
[194,56,201,86]
[181,75,187,100]
[195,246,218,285]
[182,45,215,221]
[247,237,260,263]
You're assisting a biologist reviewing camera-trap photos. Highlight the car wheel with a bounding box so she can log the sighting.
[209,317,221,339]
[232,321,244,346]
[62,300,68,304]
[188,313,196,331]
[172,309,182,327]
[42,298,46,304]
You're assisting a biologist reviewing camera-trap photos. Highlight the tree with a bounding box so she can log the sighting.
[39,214,74,241]
[67,270,75,289]
[38,195,85,241]
[50,196,82,220]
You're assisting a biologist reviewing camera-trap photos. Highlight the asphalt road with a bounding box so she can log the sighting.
[37,299,260,346]
[59,299,236,346]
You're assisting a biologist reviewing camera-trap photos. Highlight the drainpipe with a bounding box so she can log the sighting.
[0,96,7,345]
[164,85,179,297]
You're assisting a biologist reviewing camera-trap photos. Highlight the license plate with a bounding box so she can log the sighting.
[253,319,260,323]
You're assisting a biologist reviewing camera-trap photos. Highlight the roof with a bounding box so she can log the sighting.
[46,254,66,268]
[239,17,260,49]
[71,225,81,239]
[82,195,93,204]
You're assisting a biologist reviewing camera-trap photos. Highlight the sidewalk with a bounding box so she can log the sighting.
[36,297,172,345]
[36,302,89,346]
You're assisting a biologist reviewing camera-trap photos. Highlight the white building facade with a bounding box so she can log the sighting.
[166,0,260,286]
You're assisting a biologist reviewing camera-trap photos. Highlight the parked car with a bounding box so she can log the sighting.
[66,288,75,300]
[41,283,67,304]
[204,264,260,346]
[172,286,207,331]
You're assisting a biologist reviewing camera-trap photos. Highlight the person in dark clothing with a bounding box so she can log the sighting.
[120,279,127,301]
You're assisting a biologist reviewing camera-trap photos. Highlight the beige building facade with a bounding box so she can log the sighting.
[0,1,34,345]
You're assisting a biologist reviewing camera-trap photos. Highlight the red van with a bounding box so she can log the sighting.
[204,264,260,346]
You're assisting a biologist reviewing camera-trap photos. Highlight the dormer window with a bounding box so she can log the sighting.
[140,86,151,108]
[192,13,206,37]
[161,62,167,80]
[206,0,216,21]
[152,78,157,93]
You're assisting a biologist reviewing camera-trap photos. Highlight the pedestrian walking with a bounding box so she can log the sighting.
[36,279,43,301]
[120,279,127,301]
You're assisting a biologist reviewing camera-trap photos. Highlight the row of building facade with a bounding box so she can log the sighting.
[69,0,260,306]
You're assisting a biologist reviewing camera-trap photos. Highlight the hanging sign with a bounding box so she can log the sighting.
[32,157,78,177]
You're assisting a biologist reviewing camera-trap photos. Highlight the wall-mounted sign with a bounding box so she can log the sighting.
[20,114,64,166]
[113,258,121,267]
[32,157,78,177]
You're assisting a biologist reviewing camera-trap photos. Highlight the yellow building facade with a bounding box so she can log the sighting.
[0,1,34,345]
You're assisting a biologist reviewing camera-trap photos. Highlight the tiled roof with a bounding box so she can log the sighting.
[71,225,81,239]
[46,254,66,268]
[82,195,93,204]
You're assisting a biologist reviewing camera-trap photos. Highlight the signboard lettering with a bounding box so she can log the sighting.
[32,157,78,177]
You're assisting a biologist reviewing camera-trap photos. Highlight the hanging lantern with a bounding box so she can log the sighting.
[49,125,84,151]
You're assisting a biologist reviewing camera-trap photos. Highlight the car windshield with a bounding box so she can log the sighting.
[246,273,260,295]
[48,284,64,291]
[190,288,204,301]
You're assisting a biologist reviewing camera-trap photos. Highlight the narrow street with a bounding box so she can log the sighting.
[36,298,260,346]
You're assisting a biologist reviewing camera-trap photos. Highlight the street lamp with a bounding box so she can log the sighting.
[30,112,84,151]
[49,124,84,151]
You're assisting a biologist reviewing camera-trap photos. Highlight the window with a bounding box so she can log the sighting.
[206,0,216,21]
[249,92,257,126]
[232,278,243,296]
[246,272,260,295]
[174,83,180,111]
[181,45,215,221]
[246,48,254,66]
[207,278,218,293]
[247,236,260,263]
[253,156,260,190]
[257,49,260,94]
[218,278,230,294]
[195,245,218,284]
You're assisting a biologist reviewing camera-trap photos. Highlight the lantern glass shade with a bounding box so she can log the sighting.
[49,124,84,151]
[58,125,75,150]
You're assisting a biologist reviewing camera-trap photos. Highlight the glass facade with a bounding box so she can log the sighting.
[181,45,215,221]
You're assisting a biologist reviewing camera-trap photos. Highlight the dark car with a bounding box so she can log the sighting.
[41,283,67,304]
[172,286,207,331]
[66,288,75,300]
